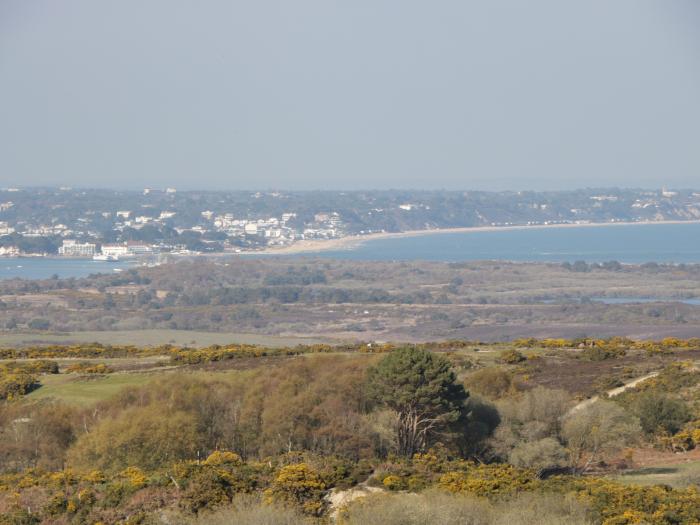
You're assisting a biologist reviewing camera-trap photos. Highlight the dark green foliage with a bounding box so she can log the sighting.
[367,347,468,457]
[631,392,691,436]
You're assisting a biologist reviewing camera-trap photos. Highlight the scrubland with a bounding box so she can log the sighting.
[1,337,700,523]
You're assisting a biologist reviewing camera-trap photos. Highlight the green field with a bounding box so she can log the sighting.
[26,372,161,406]
[0,329,333,348]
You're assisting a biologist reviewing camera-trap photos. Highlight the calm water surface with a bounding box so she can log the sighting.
[2,222,700,280]
[313,222,700,264]
[0,258,135,280]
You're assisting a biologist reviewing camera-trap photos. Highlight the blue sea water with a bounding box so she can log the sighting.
[0,258,136,280]
[2,222,700,280]
[311,222,700,264]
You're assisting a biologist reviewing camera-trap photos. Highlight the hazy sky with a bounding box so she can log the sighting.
[1,1,699,191]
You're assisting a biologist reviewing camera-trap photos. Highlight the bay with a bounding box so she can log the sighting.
[2,222,700,280]
[310,222,700,264]
[0,258,136,280]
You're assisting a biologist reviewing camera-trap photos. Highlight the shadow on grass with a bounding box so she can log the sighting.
[622,467,679,476]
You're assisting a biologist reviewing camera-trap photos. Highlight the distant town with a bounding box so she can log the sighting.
[0,187,699,259]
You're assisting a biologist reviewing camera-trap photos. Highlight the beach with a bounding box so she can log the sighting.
[254,219,700,256]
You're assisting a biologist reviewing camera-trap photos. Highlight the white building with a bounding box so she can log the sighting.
[126,241,154,255]
[58,239,96,257]
[265,228,283,238]
[662,188,678,198]
[100,243,130,258]
[0,222,15,235]
[0,246,20,257]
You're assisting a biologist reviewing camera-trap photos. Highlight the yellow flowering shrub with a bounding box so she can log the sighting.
[266,463,326,515]
[204,450,243,466]
[439,463,539,496]
[118,466,148,489]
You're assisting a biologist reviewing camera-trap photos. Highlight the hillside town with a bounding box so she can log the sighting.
[0,187,699,258]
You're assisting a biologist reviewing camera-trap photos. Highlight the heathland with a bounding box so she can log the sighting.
[2,259,700,523]
[2,337,700,523]
[1,259,700,342]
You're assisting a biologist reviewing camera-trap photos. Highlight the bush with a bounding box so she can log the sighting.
[631,392,691,436]
[508,438,569,473]
[466,368,517,399]
[64,362,112,374]
[265,463,326,516]
[0,372,38,400]
[498,349,526,364]
[562,401,641,474]
[171,495,306,525]
[67,406,202,472]
[580,346,626,361]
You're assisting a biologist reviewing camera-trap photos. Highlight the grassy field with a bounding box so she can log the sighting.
[0,329,332,348]
[612,459,700,488]
[23,347,384,407]
[26,372,163,406]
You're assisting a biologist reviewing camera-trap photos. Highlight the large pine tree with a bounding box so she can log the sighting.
[367,347,468,457]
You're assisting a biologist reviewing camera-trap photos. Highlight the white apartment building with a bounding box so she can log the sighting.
[58,239,96,257]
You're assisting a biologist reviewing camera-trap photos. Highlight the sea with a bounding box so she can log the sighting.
[0,258,136,280]
[1,222,700,280]
[311,222,700,264]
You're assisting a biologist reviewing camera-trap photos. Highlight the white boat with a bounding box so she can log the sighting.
[93,254,119,262]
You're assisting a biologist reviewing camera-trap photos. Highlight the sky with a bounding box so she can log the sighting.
[0,1,699,192]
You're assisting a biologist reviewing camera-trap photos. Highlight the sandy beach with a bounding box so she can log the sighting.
[252,219,700,256]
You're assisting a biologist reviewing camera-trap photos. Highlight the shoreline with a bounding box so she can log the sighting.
[251,219,700,256]
[2,219,700,261]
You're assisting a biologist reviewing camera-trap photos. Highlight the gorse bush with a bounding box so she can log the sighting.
[0,372,38,400]
[498,349,526,364]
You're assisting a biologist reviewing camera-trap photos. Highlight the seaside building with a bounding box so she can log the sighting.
[126,241,155,255]
[0,246,20,257]
[0,222,15,235]
[58,239,96,257]
[100,243,130,258]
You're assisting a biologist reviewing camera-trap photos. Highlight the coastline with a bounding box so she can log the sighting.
[251,219,700,256]
[3,219,700,261]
